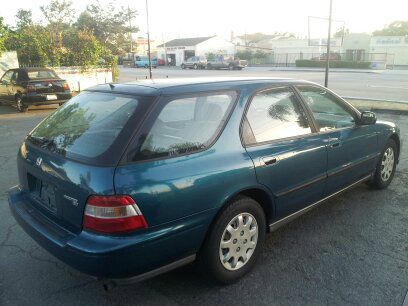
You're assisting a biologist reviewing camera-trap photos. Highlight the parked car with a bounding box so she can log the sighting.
[134,56,157,68]
[181,56,207,69]
[157,58,166,66]
[0,68,72,112]
[9,78,400,286]
[207,56,248,70]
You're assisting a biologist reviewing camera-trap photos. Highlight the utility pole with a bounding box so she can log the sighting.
[324,0,333,88]
[128,5,134,62]
[145,0,152,79]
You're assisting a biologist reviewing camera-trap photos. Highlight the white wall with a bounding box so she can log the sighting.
[0,51,19,76]
[370,36,408,66]
[53,67,112,91]
[195,36,235,57]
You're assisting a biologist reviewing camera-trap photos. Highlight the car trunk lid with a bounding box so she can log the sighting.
[27,78,67,94]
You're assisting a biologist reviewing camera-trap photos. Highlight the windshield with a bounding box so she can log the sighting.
[27,70,58,80]
[27,91,153,164]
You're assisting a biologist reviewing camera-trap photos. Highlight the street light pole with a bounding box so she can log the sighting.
[145,0,152,79]
[324,0,333,88]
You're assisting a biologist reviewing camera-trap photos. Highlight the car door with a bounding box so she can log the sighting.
[242,86,328,219]
[295,85,379,195]
[0,70,14,103]
[8,70,19,100]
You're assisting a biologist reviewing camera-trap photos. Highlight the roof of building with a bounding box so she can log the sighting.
[157,36,214,48]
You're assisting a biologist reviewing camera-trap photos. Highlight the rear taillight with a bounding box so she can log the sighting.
[63,82,70,91]
[27,85,36,93]
[83,195,148,234]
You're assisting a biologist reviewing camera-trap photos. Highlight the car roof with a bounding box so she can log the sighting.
[85,77,316,96]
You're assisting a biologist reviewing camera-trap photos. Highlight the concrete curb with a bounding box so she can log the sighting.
[343,96,408,113]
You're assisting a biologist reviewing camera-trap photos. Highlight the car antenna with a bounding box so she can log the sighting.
[109,83,115,90]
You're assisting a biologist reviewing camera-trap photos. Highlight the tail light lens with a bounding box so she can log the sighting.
[27,85,36,93]
[63,82,70,91]
[83,195,148,234]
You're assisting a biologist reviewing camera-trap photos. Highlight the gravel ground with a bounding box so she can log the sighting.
[0,105,407,306]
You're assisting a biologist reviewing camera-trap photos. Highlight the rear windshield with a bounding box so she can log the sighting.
[27,70,58,79]
[131,91,237,161]
[27,92,153,165]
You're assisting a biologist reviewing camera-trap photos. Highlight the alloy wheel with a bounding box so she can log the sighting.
[381,147,394,182]
[219,212,258,271]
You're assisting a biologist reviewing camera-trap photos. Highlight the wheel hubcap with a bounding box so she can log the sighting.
[380,147,394,181]
[219,213,258,271]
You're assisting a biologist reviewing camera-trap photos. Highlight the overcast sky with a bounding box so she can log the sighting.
[2,0,407,42]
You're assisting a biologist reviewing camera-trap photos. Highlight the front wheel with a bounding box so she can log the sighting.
[181,64,186,69]
[198,196,265,284]
[228,64,234,70]
[369,138,397,189]
[15,95,28,112]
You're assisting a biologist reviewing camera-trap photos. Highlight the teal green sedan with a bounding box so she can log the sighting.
[8,78,401,287]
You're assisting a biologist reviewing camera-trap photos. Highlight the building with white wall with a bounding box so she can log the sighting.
[157,36,235,66]
[0,51,19,75]
[370,36,408,67]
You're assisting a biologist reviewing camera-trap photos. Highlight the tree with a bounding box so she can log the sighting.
[373,20,408,36]
[16,9,33,29]
[0,17,10,55]
[76,1,138,54]
[40,0,75,28]
[334,27,350,38]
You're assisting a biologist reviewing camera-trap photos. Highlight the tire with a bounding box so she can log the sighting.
[207,64,212,70]
[228,64,234,70]
[193,64,198,69]
[181,64,186,69]
[198,196,266,284]
[144,64,149,68]
[15,95,28,113]
[369,138,398,189]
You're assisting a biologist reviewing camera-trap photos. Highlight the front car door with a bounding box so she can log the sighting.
[0,70,15,103]
[242,86,328,219]
[295,85,379,195]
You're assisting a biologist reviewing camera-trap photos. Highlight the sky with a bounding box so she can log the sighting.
[1,0,407,42]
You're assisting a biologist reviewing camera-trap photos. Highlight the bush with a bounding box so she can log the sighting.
[295,60,371,69]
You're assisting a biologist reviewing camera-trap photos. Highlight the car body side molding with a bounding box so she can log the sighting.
[269,174,372,232]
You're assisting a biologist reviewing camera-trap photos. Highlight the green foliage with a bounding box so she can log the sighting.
[40,0,75,29]
[76,1,138,55]
[236,49,270,61]
[296,60,371,69]
[0,17,11,55]
[373,20,408,36]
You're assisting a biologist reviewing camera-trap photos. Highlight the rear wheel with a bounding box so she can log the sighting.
[15,95,27,112]
[144,64,149,68]
[228,64,234,70]
[207,64,212,70]
[181,64,186,69]
[369,138,397,189]
[198,196,265,284]
[193,64,198,69]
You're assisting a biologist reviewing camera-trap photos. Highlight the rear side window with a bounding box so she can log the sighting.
[27,70,58,79]
[28,92,151,164]
[132,91,237,161]
[243,87,311,145]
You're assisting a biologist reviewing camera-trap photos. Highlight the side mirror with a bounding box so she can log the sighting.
[360,111,377,125]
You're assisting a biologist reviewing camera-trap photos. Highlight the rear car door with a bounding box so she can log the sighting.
[242,86,328,219]
[296,85,379,195]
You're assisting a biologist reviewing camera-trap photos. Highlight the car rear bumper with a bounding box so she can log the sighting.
[8,186,214,279]
[23,93,72,105]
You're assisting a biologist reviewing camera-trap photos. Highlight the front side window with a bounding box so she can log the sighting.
[1,70,14,83]
[243,87,311,145]
[133,91,237,161]
[297,86,356,131]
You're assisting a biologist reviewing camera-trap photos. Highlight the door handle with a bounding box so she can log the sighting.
[261,156,279,166]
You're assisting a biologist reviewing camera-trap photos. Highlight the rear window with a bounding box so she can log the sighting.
[131,91,237,161]
[27,70,58,79]
[27,92,152,164]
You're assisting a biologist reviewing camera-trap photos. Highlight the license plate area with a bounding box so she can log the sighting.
[46,94,58,100]
[28,173,57,214]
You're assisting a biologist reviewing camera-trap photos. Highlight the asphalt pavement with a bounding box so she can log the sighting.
[118,66,408,102]
[0,104,407,305]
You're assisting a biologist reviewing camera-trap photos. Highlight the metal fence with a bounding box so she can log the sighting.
[248,52,395,68]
